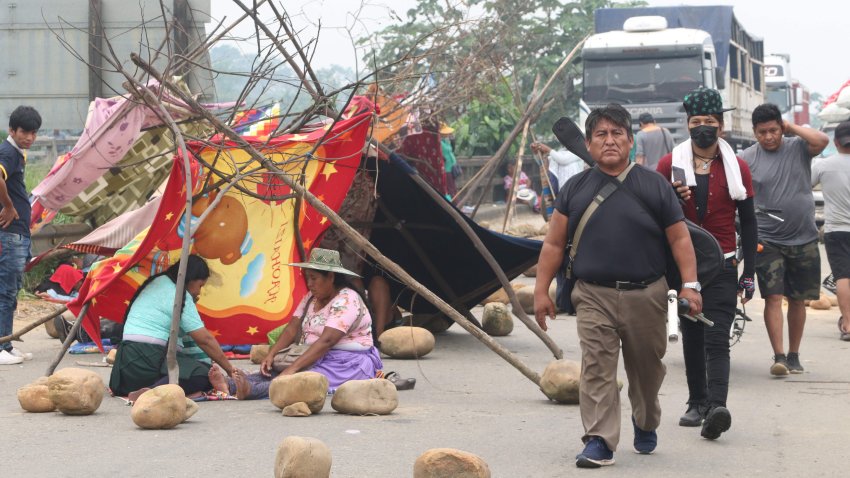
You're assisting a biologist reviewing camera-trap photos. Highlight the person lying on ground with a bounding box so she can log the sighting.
[34,256,85,301]
[108,255,237,401]
[209,248,412,399]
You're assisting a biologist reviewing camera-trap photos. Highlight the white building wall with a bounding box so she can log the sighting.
[0,0,213,131]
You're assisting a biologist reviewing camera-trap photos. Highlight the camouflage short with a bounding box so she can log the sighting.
[755,240,821,301]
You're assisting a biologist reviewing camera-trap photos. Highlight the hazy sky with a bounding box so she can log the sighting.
[209,0,846,96]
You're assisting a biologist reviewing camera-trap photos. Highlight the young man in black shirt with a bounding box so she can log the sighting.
[534,104,702,468]
[1,106,41,365]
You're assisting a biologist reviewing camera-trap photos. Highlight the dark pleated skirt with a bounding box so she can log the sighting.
[109,341,211,396]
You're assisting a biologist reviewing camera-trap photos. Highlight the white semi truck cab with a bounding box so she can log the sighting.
[581,6,764,151]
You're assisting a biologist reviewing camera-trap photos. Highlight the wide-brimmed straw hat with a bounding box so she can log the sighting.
[516,187,535,202]
[287,248,360,277]
[439,122,455,135]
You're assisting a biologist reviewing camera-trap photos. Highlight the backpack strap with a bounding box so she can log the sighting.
[661,127,674,155]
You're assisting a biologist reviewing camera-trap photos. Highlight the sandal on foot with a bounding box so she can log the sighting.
[385,371,416,390]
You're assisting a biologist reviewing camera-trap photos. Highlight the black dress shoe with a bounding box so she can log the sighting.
[678,405,704,427]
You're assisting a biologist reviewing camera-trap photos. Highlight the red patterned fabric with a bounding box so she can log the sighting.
[49,264,84,294]
[68,107,374,347]
[399,131,447,195]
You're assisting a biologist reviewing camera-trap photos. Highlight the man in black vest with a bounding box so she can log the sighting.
[534,104,702,468]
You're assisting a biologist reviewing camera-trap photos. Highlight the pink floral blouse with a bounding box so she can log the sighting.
[294,288,374,350]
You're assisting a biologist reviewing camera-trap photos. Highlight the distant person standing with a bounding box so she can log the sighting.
[635,113,674,169]
[811,120,850,341]
[530,142,586,194]
[742,103,829,376]
[0,106,42,365]
[439,123,459,198]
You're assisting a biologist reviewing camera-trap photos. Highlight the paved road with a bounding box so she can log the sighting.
[2,258,848,477]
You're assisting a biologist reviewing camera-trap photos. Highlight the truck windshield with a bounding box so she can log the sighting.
[583,56,703,104]
[766,86,790,113]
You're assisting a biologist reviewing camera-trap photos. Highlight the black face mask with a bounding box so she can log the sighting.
[690,125,718,149]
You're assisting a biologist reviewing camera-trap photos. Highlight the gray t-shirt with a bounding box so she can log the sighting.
[742,136,818,245]
[812,153,850,233]
[635,127,674,170]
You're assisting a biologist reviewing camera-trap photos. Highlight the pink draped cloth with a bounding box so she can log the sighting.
[30,81,232,227]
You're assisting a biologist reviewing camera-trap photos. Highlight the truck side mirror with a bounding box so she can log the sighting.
[715,69,726,89]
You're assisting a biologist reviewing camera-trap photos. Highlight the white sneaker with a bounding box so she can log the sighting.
[10,348,33,361]
[0,350,24,365]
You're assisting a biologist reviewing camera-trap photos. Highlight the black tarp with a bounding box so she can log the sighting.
[364,153,542,316]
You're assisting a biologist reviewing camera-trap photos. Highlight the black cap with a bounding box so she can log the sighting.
[638,113,654,124]
[835,120,850,148]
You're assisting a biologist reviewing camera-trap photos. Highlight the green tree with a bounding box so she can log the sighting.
[362,0,643,156]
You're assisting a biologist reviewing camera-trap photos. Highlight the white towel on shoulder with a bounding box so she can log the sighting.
[671,138,747,200]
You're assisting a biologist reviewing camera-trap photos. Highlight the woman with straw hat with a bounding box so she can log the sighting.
[209,248,408,399]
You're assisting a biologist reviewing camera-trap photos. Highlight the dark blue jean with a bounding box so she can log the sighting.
[681,261,737,408]
[0,231,31,352]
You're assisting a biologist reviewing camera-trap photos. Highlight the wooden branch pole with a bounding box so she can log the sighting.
[470,159,500,219]
[532,147,552,222]
[531,131,562,222]
[133,54,545,385]
[135,84,195,384]
[455,35,587,209]
[46,303,89,376]
[509,74,551,223]
[452,154,497,202]
[501,118,531,233]
[0,305,67,345]
[231,0,324,104]
[530,132,557,204]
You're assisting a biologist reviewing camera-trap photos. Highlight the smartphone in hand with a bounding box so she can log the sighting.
[671,166,687,185]
[670,165,691,202]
